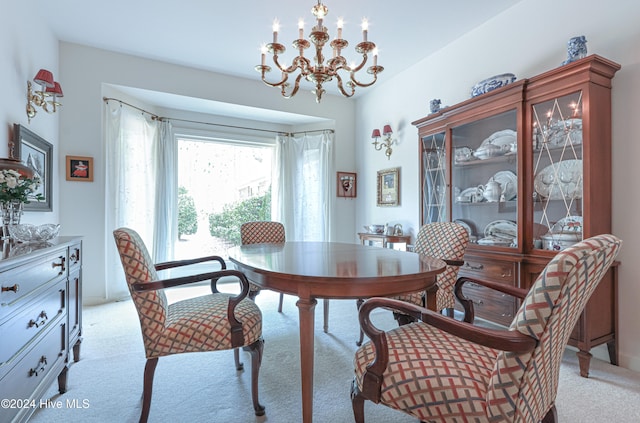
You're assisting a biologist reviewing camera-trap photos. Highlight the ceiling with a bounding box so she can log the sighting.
[34,0,520,123]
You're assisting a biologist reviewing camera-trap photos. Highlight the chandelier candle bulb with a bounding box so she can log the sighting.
[261,45,267,66]
[373,48,378,66]
[298,20,305,38]
[362,19,368,42]
[337,18,343,39]
[272,19,279,43]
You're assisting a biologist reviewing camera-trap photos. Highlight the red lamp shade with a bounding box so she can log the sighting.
[371,129,381,138]
[33,69,55,88]
[383,125,393,135]
[46,82,64,98]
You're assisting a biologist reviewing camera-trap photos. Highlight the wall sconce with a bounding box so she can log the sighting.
[26,69,63,123]
[371,124,395,159]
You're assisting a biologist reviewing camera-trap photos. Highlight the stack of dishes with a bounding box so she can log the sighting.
[478,220,517,247]
[472,129,516,160]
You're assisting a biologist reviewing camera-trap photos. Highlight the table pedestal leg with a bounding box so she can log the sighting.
[297,297,317,423]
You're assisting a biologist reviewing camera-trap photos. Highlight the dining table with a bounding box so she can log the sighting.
[227,241,446,423]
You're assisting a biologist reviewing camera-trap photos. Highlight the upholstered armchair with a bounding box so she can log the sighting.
[352,234,621,422]
[240,221,286,309]
[356,221,469,346]
[113,228,265,423]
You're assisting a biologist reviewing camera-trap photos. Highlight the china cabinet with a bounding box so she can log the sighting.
[413,55,620,377]
[0,237,83,423]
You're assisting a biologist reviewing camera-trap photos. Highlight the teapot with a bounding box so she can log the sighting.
[478,178,502,202]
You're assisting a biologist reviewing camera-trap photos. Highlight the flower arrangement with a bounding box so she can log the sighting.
[0,169,44,204]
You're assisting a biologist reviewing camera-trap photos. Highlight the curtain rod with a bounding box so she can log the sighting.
[102,97,334,136]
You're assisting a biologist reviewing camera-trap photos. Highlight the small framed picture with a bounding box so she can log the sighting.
[337,171,357,198]
[377,167,400,206]
[66,156,94,182]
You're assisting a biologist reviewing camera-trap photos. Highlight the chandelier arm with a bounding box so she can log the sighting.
[260,70,289,89]
[281,73,305,99]
[334,73,355,98]
[350,72,379,88]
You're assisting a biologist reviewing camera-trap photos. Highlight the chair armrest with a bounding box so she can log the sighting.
[454,276,528,323]
[132,268,250,301]
[154,255,226,271]
[357,297,536,403]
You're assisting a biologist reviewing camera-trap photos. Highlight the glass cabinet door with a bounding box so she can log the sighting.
[421,132,446,224]
[451,110,518,247]
[531,91,583,251]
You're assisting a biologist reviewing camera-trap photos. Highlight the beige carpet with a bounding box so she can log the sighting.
[30,285,640,423]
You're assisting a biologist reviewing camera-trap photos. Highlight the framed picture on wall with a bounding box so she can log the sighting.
[66,156,94,182]
[12,124,53,211]
[377,167,400,207]
[337,171,357,198]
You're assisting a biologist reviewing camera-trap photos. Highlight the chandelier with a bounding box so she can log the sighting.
[255,1,384,103]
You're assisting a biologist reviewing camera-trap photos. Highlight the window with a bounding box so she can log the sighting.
[175,136,273,259]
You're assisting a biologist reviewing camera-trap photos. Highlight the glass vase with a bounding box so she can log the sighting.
[1,200,24,239]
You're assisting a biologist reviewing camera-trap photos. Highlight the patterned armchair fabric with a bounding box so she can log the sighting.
[113,227,265,422]
[394,221,470,310]
[352,234,622,423]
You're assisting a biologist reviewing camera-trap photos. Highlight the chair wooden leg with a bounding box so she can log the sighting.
[541,405,558,423]
[323,299,330,333]
[244,338,266,416]
[350,379,366,423]
[278,293,284,313]
[234,348,243,370]
[355,299,365,346]
[140,358,158,423]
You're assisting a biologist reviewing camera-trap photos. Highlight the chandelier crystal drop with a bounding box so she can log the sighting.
[255,1,384,103]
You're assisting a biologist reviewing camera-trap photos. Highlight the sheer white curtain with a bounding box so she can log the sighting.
[273,130,334,241]
[104,102,177,300]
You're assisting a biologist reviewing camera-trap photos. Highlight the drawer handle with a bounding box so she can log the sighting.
[1,283,19,293]
[70,248,80,263]
[501,313,513,317]
[52,257,66,273]
[472,299,484,306]
[28,311,49,328]
[464,262,484,270]
[501,269,512,278]
[29,356,48,377]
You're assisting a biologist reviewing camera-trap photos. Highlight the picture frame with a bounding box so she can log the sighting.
[336,171,357,198]
[66,156,94,182]
[12,124,53,211]
[377,167,400,207]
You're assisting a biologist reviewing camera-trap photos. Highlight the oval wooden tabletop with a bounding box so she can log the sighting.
[228,241,446,299]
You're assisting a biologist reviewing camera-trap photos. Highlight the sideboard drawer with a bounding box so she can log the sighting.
[460,258,516,283]
[456,256,518,326]
[0,252,67,320]
[456,279,516,326]
[0,321,66,423]
[0,279,66,376]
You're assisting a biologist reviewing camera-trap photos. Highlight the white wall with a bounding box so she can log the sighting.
[1,2,60,226]
[355,0,640,371]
